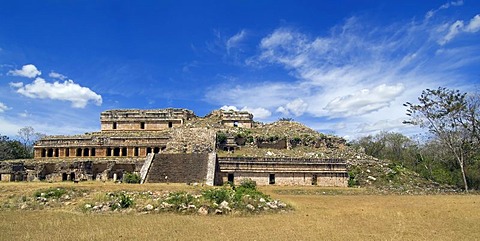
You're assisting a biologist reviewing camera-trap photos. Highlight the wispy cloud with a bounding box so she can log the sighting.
[49,71,67,80]
[426,0,464,19]
[439,14,480,45]
[206,4,480,138]
[226,29,247,54]
[0,102,9,112]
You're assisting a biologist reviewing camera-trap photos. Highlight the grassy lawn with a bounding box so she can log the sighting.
[1,182,479,240]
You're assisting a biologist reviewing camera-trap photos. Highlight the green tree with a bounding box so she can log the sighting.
[0,135,29,161]
[404,87,479,191]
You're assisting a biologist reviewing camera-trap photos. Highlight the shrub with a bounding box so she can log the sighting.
[165,192,196,207]
[347,168,360,187]
[111,193,134,210]
[202,188,232,204]
[119,193,134,208]
[123,172,141,184]
[239,178,257,190]
[216,132,227,145]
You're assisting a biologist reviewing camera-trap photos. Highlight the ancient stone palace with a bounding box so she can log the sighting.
[1,108,349,186]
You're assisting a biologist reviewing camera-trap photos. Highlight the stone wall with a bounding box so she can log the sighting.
[220,172,347,186]
[257,139,287,149]
[0,158,144,182]
[217,157,348,187]
[145,153,209,183]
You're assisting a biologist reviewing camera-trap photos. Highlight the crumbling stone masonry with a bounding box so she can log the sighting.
[0,108,349,186]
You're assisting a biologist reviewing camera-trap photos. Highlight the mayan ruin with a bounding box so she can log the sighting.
[0,108,350,186]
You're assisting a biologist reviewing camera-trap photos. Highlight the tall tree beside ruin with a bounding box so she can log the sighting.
[17,126,45,158]
[403,87,479,192]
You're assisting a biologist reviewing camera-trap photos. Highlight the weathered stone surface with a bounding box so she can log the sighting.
[198,206,208,215]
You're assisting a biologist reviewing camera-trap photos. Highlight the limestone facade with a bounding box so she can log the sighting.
[220,110,254,128]
[7,108,349,186]
[218,157,348,186]
[100,108,195,131]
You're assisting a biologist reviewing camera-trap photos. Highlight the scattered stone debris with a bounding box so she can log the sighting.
[0,182,292,215]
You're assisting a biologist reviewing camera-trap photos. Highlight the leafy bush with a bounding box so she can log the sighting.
[110,193,134,210]
[119,193,134,208]
[165,192,196,207]
[202,188,232,204]
[216,132,227,145]
[347,168,361,187]
[239,178,257,190]
[123,172,141,184]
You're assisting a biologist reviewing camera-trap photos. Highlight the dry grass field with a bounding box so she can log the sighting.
[1,182,479,241]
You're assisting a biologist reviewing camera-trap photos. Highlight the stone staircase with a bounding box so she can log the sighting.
[139,153,155,184]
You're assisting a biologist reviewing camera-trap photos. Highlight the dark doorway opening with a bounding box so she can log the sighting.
[62,173,68,181]
[76,148,82,157]
[70,172,76,181]
[146,147,152,153]
[106,148,112,156]
[113,122,117,129]
[168,122,173,128]
[91,148,96,157]
[41,149,46,157]
[154,147,160,153]
[54,148,59,157]
[122,147,127,156]
[134,147,139,156]
[140,122,145,129]
[113,148,120,156]
[312,174,318,185]
[227,173,234,183]
[47,148,54,157]
[83,148,89,157]
[65,148,70,157]
[269,174,275,185]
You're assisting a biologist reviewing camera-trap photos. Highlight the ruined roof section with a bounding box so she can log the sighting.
[220,110,253,121]
[100,108,196,121]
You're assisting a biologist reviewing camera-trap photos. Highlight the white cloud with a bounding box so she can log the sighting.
[220,105,271,119]
[49,71,67,80]
[11,77,102,108]
[241,106,271,119]
[226,30,247,54]
[8,64,41,78]
[465,14,480,33]
[440,20,464,45]
[324,84,405,117]
[9,82,23,88]
[439,14,480,45]
[18,110,30,118]
[0,102,9,112]
[426,1,464,19]
[276,98,308,116]
[220,105,239,111]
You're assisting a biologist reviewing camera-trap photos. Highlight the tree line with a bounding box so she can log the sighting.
[352,87,479,191]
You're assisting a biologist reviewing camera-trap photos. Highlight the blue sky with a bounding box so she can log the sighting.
[0,0,479,139]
